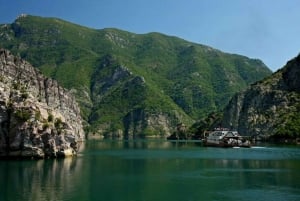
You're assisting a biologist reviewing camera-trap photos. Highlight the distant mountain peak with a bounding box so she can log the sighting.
[17,13,28,19]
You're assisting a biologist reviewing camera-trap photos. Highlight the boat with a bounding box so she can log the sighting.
[203,128,251,148]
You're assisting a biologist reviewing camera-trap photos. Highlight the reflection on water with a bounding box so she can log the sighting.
[0,157,85,201]
[85,139,202,150]
[0,139,300,201]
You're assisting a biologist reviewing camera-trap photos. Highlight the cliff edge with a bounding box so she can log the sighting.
[222,54,300,140]
[0,49,84,158]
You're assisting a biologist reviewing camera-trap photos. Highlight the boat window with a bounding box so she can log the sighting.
[227,132,234,137]
[213,132,223,136]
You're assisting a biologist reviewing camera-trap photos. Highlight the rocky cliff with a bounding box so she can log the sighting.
[0,49,84,158]
[222,54,300,139]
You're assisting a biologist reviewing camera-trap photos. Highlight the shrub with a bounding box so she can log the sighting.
[42,122,50,130]
[35,111,41,121]
[54,117,63,129]
[12,81,21,90]
[21,92,29,100]
[15,109,31,121]
[47,113,54,122]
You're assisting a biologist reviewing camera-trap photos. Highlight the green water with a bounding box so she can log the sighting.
[1,140,300,201]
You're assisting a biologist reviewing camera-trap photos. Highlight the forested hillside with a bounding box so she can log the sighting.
[0,15,272,137]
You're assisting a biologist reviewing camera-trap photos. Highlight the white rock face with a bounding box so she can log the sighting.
[0,49,84,158]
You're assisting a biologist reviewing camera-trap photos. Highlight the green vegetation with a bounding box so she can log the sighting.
[15,108,31,121]
[42,122,50,130]
[0,15,272,135]
[47,113,54,122]
[274,101,300,139]
[35,111,41,121]
[54,118,63,129]
[188,112,223,138]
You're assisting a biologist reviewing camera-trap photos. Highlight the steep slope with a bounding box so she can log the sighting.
[221,54,300,140]
[0,15,272,137]
[0,49,84,158]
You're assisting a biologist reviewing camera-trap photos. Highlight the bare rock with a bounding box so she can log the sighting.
[0,49,85,159]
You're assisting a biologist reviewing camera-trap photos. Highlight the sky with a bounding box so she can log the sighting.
[0,0,300,72]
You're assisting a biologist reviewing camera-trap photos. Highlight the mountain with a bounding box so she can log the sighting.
[220,54,300,141]
[0,49,84,158]
[0,15,272,137]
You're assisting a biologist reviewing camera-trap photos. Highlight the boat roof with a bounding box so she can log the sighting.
[209,130,240,137]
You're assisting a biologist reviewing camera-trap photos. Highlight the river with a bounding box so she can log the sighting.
[0,140,300,201]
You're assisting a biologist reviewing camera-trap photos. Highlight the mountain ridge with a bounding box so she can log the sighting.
[0,15,272,137]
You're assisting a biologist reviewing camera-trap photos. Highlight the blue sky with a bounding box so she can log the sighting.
[1,0,300,71]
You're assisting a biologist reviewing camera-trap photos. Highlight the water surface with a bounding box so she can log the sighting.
[1,140,300,201]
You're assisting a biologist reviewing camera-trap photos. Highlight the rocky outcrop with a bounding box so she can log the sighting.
[123,109,174,138]
[0,49,84,158]
[222,54,300,139]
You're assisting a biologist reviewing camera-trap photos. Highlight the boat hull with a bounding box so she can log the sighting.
[203,139,251,148]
